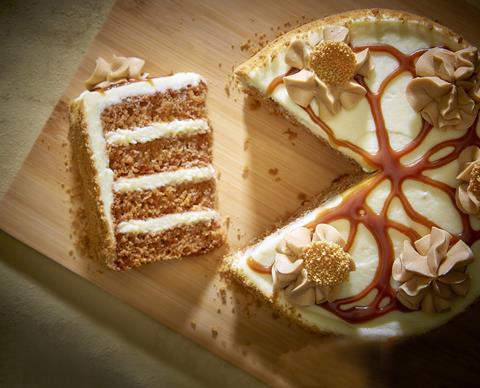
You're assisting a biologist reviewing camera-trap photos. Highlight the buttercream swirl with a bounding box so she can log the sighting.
[283,26,373,115]
[456,146,480,215]
[272,224,355,306]
[85,55,147,91]
[392,227,473,313]
[406,47,480,131]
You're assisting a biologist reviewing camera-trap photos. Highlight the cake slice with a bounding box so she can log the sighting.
[70,56,224,270]
[225,9,480,337]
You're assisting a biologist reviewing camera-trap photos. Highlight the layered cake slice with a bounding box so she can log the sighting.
[226,9,480,337]
[70,56,224,270]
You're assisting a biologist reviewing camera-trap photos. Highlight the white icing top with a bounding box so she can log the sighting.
[113,166,215,192]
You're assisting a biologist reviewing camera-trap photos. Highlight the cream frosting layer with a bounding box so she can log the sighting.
[113,166,215,192]
[246,21,463,170]
[78,73,206,238]
[235,17,480,337]
[233,177,480,337]
[117,210,220,234]
[105,119,210,146]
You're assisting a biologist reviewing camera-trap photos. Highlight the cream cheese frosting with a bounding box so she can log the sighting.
[113,166,215,192]
[456,146,480,215]
[406,47,480,131]
[283,27,372,115]
[232,13,480,337]
[85,55,147,91]
[392,227,473,313]
[77,72,207,238]
[105,119,210,146]
[272,225,355,306]
[117,210,220,234]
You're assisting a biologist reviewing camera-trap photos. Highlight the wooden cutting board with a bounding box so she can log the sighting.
[2,0,480,386]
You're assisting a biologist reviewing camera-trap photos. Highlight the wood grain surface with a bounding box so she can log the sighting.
[1,1,480,386]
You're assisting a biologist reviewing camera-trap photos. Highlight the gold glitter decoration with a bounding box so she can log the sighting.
[309,41,356,85]
[301,241,355,287]
[468,163,480,199]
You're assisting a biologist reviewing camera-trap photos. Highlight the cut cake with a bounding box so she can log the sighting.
[225,9,480,337]
[70,57,224,270]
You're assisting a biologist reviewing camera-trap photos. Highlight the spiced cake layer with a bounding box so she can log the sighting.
[70,70,224,270]
[226,9,480,337]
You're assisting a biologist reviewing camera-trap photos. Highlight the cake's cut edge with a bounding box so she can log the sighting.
[220,173,367,335]
[69,99,118,269]
[240,85,362,172]
[115,218,224,270]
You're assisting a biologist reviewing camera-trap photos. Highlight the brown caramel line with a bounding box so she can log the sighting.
[114,220,224,270]
[112,180,216,223]
[101,82,207,132]
[108,132,212,179]
[254,43,480,323]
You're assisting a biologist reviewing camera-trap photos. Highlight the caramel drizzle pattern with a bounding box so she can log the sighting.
[252,43,480,323]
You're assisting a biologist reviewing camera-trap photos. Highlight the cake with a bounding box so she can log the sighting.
[225,9,480,337]
[69,56,224,270]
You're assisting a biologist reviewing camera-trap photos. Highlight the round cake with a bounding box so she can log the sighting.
[225,9,480,337]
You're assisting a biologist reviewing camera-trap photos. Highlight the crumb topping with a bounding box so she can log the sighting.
[309,41,356,85]
[468,163,480,199]
[302,240,354,286]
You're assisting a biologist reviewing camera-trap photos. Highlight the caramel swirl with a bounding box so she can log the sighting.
[249,43,480,324]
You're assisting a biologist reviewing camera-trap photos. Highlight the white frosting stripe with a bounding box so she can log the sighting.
[77,72,205,108]
[105,119,210,145]
[113,166,215,192]
[117,210,220,234]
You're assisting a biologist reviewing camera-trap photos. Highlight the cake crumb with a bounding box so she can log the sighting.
[247,97,261,111]
[298,192,308,205]
[243,138,250,151]
[211,329,218,339]
[283,128,298,142]
[218,62,222,68]
[242,166,250,179]
[219,288,227,305]
[190,321,196,330]
[217,308,221,314]
[224,85,230,97]
[240,40,251,52]
[224,216,231,230]
[268,167,278,176]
